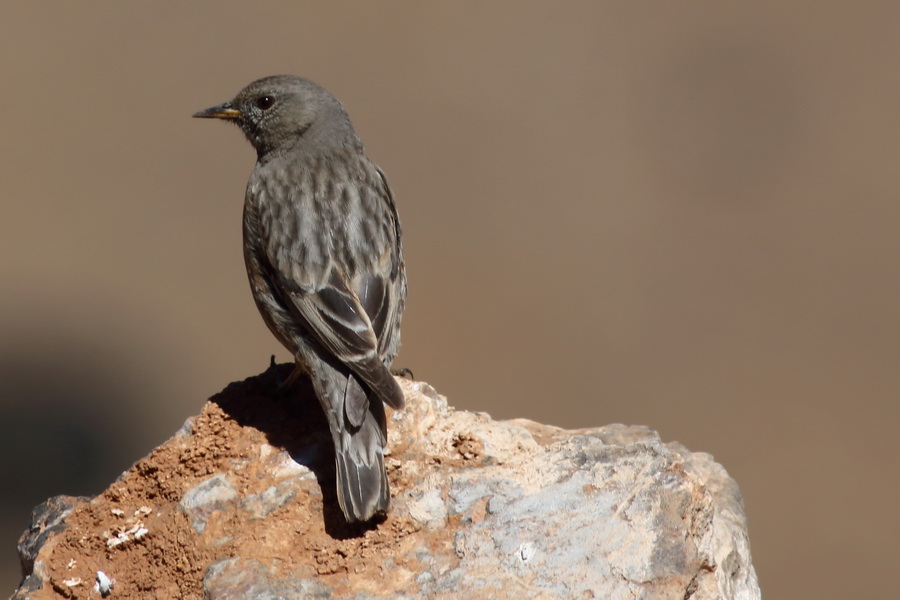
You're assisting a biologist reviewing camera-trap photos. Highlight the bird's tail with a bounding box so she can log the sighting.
[308,360,391,522]
[334,405,390,522]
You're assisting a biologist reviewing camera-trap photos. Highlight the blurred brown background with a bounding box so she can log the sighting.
[1,2,897,598]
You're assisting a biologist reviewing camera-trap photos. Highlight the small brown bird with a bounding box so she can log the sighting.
[194,76,406,522]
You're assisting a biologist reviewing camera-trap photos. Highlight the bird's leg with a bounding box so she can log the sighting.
[392,367,414,380]
[276,353,309,393]
[278,366,303,392]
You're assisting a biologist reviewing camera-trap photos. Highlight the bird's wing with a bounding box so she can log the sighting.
[289,270,378,365]
[286,271,405,417]
[366,167,404,358]
[255,163,404,418]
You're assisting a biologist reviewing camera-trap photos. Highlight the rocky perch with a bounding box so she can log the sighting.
[12,365,759,599]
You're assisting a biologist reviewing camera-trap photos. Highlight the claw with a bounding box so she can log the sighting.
[392,367,414,380]
[277,364,305,393]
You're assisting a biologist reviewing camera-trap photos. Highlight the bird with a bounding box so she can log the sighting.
[193,75,406,523]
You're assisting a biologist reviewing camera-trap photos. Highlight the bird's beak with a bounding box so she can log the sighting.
[192,102,242,120]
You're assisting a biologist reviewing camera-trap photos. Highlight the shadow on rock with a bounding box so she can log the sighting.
[208,361,382,539]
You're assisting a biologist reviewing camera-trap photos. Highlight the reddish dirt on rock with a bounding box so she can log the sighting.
[37,365,442,600]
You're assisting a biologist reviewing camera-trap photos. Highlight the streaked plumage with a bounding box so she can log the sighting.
[194,75,406,522]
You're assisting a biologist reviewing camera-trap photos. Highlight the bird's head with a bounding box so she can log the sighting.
[193,75,358,158]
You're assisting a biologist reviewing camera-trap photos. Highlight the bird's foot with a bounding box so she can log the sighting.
[392,367,414,380]
[264,356,305,396]
[276,364,304,394]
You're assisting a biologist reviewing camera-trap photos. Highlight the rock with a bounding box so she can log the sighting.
[180,474,238,534]
[13,496,86,600]
[10,364,760,599]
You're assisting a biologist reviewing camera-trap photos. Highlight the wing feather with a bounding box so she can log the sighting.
[255,155,405,411]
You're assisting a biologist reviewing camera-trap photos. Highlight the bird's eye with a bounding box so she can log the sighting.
[255,95,275,111]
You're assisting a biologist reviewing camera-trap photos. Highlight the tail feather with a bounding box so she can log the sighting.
[306,356,391,522]
[335,440,390,522]
[335,393,390,521]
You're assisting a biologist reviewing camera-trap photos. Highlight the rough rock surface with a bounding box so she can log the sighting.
[11,364,760,599]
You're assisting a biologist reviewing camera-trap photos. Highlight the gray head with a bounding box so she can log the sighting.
[193,75,360,158]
